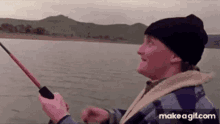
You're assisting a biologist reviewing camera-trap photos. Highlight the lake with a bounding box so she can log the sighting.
[0,38,219,123]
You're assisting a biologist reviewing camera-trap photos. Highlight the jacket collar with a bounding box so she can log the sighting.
[120,70,215,124]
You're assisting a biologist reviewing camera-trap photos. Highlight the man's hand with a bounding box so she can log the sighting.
[38,92,70,123]
[81,106,110,123]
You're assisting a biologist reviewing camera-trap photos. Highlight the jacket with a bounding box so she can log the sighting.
[53,70,219,124]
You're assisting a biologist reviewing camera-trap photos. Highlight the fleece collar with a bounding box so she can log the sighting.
[120,70,215,124]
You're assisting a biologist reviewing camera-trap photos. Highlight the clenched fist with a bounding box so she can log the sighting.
[81,106,110,123]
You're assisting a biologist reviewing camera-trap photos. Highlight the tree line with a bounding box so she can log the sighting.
[0,23,49,35]
[51,31,127,41]
[0,23,127,41]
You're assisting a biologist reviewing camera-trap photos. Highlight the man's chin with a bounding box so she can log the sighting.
[137,68,151,77]
[137,68,145,74]
[136,68,142,73]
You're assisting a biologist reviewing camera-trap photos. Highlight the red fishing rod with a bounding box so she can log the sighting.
[0,42,70,124]
[0,42,54,99]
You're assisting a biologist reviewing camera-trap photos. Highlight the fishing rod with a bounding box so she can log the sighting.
[0,42,69,124]
[0,42,54,99]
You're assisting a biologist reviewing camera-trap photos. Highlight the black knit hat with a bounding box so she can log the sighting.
[144,14,208,66]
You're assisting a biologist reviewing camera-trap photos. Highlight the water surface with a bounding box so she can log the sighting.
[0,39,219,123]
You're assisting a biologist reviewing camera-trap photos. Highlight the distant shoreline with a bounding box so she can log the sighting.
[0,32,129,44]
[0,32,219,49]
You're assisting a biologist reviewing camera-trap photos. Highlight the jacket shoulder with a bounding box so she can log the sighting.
[140,85,219,123]
[159,85,211,110]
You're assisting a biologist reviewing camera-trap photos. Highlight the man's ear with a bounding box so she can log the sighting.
[170,54,182,63]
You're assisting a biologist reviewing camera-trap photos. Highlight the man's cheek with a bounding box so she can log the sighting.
[144,47,156,54]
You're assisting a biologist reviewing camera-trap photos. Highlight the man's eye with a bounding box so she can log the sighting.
[143,36,154,45]
[147,40,153,44]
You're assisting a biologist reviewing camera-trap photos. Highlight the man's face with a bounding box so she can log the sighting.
[137,35,175,79]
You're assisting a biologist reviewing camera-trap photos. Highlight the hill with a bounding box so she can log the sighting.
[0,15,147,44]
[206,35,220,48]
[0,14,219,48]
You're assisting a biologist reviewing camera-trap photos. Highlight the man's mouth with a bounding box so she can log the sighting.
[141,58,147,61]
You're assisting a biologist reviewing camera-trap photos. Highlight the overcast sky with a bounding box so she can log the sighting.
[0,0,219,34]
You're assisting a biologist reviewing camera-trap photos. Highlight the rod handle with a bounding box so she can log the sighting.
[39,86,54,99]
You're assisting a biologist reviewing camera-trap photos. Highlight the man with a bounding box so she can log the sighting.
[39,14,219,124]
